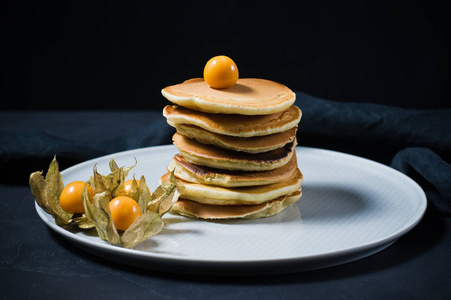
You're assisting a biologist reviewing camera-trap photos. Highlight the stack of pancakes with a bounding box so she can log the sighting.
[161,78,303,219]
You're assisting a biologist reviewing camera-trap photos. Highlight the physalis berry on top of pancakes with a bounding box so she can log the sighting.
[203,55,239,89]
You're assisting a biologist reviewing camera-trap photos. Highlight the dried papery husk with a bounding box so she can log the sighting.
[83,190,121,245]
[121,211,164,249]
[72,215,95,229]
[90,158,137,197]
[147,170,183,216]
[106,158,137,198]
[137,176,150,214]
[29,156,72,226]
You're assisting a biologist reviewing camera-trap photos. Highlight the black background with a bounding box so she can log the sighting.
[2,0,450,111]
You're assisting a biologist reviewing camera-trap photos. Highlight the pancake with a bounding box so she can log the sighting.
[173,133,297,171]
[160,168,303,205]
[161,78,296,115]
[171,189,302,220]
[163,104,301,137]
[169,154,298,187]
[174,124,297,153]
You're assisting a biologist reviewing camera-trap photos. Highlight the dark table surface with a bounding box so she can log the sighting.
[1,98,450,299]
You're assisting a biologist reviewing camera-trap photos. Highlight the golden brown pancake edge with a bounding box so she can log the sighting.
[160,168,303,205]
[169,154,299,187]
[171,189,302,219]
[173,132,297,171]
[163,104,301,137]
[174,124,297,153]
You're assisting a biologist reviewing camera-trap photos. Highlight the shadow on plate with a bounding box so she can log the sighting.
[298,183,368,221]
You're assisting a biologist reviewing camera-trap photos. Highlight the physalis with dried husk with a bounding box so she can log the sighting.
[29,156,182,248]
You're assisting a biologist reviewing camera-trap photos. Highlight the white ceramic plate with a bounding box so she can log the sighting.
[35,146,427,275]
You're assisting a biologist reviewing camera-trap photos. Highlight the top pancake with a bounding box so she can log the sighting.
[161,78,296,115]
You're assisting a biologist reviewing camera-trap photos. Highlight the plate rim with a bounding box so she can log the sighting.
[34,145,427,273]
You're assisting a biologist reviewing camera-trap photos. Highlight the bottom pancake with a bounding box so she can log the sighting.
[171,189,302,220]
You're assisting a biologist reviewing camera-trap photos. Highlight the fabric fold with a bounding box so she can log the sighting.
[391,147,451,216]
